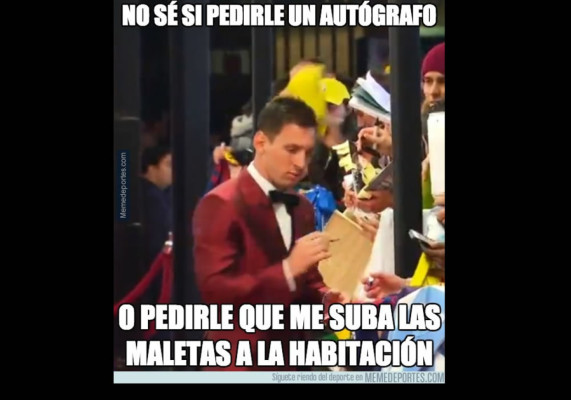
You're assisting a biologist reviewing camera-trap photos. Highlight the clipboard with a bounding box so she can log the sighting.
[318,210,374,300]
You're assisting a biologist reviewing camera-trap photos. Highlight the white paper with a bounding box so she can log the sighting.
[363,73,392,113]
[354,209,435,302]
[425,207,445,243]
[427,111,445,197]
[353,208,394,302]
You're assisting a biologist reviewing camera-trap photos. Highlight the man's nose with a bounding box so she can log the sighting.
[292,152,306,169]
[429,83,441,98]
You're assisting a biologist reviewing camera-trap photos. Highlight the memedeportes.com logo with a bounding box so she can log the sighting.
[118,150,129,220]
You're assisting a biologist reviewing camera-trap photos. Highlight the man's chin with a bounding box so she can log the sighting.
[277,175,302,189]
[429,98,444,105]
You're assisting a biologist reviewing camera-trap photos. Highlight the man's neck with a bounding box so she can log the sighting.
[252,159,288,191]
[252,158,268,181]
[142,174,162,189]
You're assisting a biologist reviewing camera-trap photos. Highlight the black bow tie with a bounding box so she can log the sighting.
[269,190,300,209]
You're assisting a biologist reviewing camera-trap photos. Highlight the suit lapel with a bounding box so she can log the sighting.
[235,170,289,262]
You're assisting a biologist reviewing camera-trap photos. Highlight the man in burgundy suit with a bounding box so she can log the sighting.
[192,97,347,371]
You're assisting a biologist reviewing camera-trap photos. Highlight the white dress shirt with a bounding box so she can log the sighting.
[247,162,296,292]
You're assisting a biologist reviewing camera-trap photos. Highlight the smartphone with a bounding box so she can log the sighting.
[408,229,442,249]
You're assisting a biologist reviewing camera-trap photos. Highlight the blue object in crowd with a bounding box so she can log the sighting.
[303,185,337,231]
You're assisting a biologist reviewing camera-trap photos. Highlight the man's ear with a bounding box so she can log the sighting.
[253,130,267,154]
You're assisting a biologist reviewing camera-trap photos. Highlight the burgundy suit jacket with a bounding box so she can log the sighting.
[192,169,329,370]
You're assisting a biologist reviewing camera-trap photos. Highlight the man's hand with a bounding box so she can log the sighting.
[357,124,392,156]
[356,190,393,213]
[361,272,407,301]
[343,188,358,209]
[355,139,374,163]
[356,215,380,241]
[212,143,231,165]
[422,242,445,269]
[286,232,332,277]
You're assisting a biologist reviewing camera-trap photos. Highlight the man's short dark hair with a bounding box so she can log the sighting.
[257,97,317,140]
[141,144,171,173]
